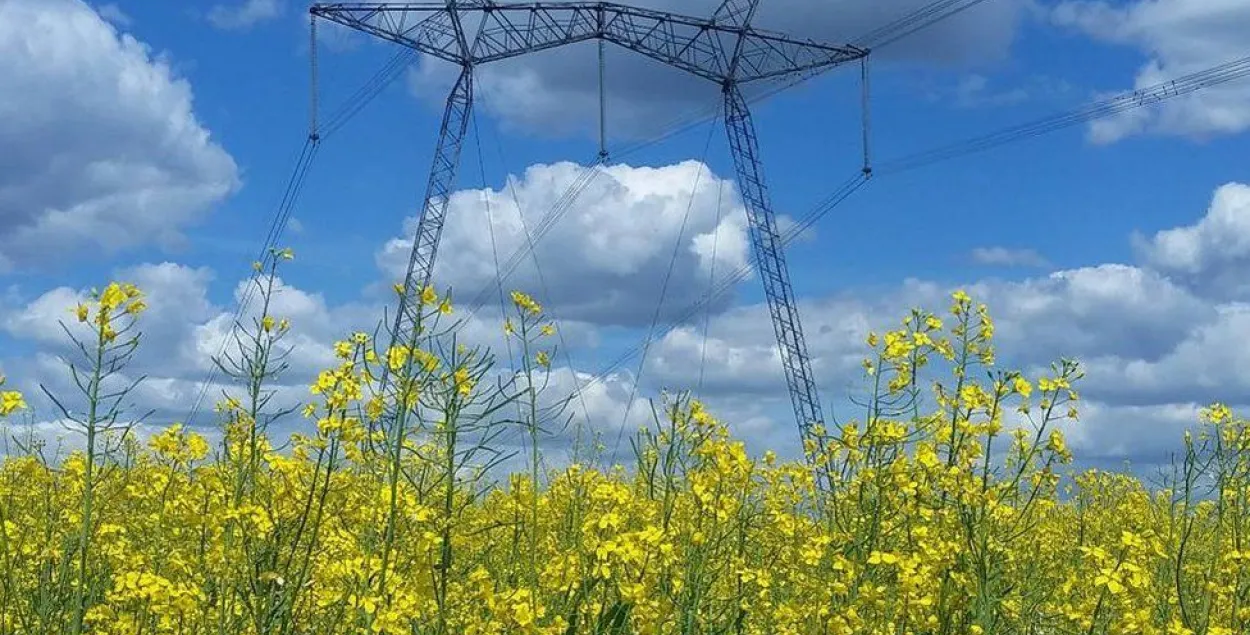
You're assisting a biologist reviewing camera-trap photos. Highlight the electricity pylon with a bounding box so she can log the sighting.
[310,0,868,448]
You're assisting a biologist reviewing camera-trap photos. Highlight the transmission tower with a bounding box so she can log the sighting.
[310,0,869,446]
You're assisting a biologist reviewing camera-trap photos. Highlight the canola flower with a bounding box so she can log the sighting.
[1,268,1248,635]
[0,375,25,417]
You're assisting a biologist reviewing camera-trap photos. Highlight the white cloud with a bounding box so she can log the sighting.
[644,294,877,399]
[971,246,1051,268]
[0,0,239,271]
[1052,0,1250,143]
[1076,303,1250,407]
[207,0,281,30]
[977,264,1214,365]
[0,258,633,448]
[635,253,1228,464]
[1065,401,1204,465]
[0,417,226,460]
[644,261,1214,404]
[376,160,752,327]
[1134,182,1250,300]
[1,264,324,428]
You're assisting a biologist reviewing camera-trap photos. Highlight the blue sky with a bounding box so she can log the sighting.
[3,0,1250,472]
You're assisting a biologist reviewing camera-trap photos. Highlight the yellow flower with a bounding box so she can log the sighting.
[386,346,411,373]
[510,290,542,315]
[0,391,26,416]
[1012,376,1033,398]
[0,292,1233,635]
[453,367,474,396]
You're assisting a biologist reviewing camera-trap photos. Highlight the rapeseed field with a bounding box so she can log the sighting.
[0,250,1245,634]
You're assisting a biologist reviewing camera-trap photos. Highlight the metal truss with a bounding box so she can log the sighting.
[722,83,824,440]
[312,0,867,447]
[395,67,473,343]
[312,3,865,83]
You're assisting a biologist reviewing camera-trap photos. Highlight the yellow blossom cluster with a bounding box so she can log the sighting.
[73,281,147,343]
[1,283,1249,635]
[0,374,25,417]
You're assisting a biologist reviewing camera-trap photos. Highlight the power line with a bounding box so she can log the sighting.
[876,54,1250,175]
[182,137,320,425]
[856,0,993,49]
[611,112,721,463]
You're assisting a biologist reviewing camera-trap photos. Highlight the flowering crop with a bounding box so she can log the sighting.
[0,256,1247,634]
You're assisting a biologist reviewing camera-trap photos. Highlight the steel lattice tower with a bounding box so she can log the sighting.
[311,0,868,447]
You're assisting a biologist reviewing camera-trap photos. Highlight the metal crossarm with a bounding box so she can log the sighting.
[311,3,866,83]
[312,0,868,454]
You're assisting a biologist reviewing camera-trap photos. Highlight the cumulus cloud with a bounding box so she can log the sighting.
[644,294,878,400]
[1075,303,1250,408]
[975,264,1216,365]
[377,160,752,327]
[637,247,1235,464]
[1,264,338,428]
[0,0,239,272]
[644,261,1216,405]
[0,417,226,460]
[1134,182,1250,300]
[1052,0,1250,142]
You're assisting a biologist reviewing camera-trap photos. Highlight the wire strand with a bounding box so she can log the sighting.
[489,123,598,440]
[697,179,726,396]
[608,113,721,466]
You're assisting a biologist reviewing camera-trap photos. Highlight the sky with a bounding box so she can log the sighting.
[3,0,1250,476]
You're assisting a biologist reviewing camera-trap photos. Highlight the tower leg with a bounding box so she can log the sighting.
[721,82,825,444]
[393,66,474,345]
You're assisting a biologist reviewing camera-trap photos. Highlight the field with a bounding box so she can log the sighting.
[0,254,1246,635]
